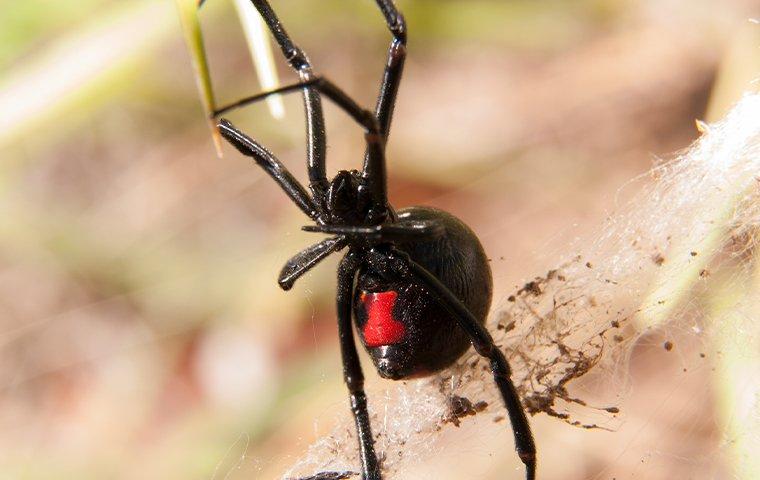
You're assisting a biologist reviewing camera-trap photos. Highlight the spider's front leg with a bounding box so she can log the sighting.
[368,0,407,140]
[199,0,328,200]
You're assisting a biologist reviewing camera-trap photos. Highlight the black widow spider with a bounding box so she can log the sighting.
[197,1,536,478]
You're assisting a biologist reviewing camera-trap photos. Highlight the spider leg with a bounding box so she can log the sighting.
[249,0,329,199]
[216,77,389,214]
[278,235,348,291]
[358,0,408,218]
[200,0,328,199]
[217,78,380,135]
[217,119,321,221]
[293,472,358,480]
[367,248,537,480]
[368,0,407,140]
[337,251,382,480]
[302,219,444,243]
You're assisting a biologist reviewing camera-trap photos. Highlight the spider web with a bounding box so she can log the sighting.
[282,93,760,479]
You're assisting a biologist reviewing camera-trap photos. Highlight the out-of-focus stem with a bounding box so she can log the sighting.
[709,260,760,479]
[232,0,284,120]
[705,22,760,122]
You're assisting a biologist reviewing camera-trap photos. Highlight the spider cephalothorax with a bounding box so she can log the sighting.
[324,169,393,226]
[199,1,536,479]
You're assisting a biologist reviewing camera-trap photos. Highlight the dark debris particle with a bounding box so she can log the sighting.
[586,262,593,268]
[507,295,516,302]
[700,269,710,277]
[663,341,674,351]
[497,320,516,332]
[446,395,488,427]
[652,253,665,265]
[691,251,698,256]
[610,320,620,328]
[557,274,566,281]
[605,407,620,414]
[523,280,542,296]
[700,352,706,358]
[613,335,624,343]
[493,415,505,423]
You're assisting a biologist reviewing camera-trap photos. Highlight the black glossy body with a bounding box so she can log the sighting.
[354,207,492,379]
[197,1,536,479]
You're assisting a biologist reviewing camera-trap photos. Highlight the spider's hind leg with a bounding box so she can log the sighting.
[337,251,382,480]
[370,247,537,480]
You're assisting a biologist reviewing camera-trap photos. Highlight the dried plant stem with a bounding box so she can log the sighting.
[174,0,223,156]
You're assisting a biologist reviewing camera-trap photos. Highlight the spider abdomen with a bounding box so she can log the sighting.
[353,206,493,380]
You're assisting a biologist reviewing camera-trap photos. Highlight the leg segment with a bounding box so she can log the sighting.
[200,0,328,198]
[302,218,444,243]
[369,0,407,139]
[215,77,389,216]
[366,248,537,480]
[218,119,320,220]
[249,0,328,198]
[356,0,407,220]
[337,251,382,480]
[278,235,347,290]
[217,77,381,135]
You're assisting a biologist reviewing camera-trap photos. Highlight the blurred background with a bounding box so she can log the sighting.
[1,0,759,478]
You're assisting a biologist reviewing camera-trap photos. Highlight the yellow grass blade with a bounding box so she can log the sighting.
[174,0,223,157]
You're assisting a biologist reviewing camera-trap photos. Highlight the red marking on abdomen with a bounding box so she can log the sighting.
[361,291,405,347]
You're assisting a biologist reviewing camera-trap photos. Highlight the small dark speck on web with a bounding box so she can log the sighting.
[664,341,674,351]
[691,251,698,256]
[446,395,488,427]
[523,280,541,296]
[497,320,516,332]
[652,253,665,266]
[508,295,516,302]
[614,335,624,343]
[586,262,593,268]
